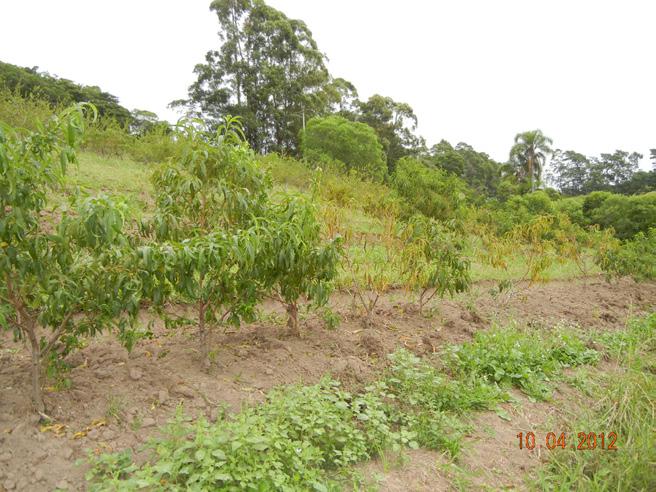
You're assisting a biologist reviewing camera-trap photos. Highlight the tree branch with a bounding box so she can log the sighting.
[42,312,73,357]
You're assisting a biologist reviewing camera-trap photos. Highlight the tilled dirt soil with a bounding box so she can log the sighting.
[0,276,654,491]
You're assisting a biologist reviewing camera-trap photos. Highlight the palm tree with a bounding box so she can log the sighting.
[509,130,553,192]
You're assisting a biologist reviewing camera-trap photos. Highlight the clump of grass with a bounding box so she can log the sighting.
[596,312,656,359]
[537,315,656,491]
[380,350,507,456]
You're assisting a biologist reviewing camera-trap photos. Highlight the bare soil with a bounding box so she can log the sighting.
[0,276,654,491]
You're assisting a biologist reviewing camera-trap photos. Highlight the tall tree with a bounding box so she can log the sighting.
[509,130,553,192]
[426,140,502,197]
[548,148,644,195]
[173,0,346,155]
[356,94,425,173]
[595,150,641,186]
[547,149,591,195]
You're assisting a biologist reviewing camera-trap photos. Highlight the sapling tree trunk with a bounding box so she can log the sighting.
[286,302,300,337]
[418,287,438,316]
[26,325,45,414]
[361,292,379,328]
[198,300,210,371]
[20,313,71,416]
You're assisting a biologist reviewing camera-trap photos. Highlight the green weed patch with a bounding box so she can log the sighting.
[87,318,656,490]
[537,314,656,491]
[446,324,600,399]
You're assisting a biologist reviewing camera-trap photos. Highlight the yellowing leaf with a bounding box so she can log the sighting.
[40,423,67,435]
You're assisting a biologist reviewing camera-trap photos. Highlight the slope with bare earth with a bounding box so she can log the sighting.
[0,277,654,491]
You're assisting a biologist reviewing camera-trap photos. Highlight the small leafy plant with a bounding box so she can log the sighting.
[399,216,471,314]
[0,105,145,415]
[87,379,415,491]
[446,324,599,399]
[261,194,342,336]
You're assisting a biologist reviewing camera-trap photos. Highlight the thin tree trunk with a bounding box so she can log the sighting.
[418,289,427,316]
[286,302,300,337]
[198,300,210,371]
[25,324,45,414]
[418,288,438,316]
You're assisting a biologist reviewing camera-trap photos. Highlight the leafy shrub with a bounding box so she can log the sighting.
[553,195,586,226]
[127,124,180,164]
[399,215,471,313]
[261,153,402,219]
[481,215,562,297]
[262,194,343,335]
[0,87,56,130]
[260,152,315,190]
[81,117,134,157]
[386,350,505,413]
[383,350,504,456]
[552,217,618,278]
[140,117,273,368]
[344,241,399,324]
[582,191,656,239]
[300,115,387,182]
[0,105,145,413]
[392,157,470,221]
[486,191,555,235]
[597,228,656,281]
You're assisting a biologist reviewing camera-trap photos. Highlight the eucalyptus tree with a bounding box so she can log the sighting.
[174,0,349,155]
[0,105,144,414]
[547,149,591,195]
[548,148,643,195]
[509,130,553,192]
[356,94,425,173]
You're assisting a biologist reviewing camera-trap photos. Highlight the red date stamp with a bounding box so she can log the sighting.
[517,432,618,451]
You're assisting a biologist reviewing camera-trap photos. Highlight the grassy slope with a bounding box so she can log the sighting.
[67,151,596,284]
[68,152,154,215]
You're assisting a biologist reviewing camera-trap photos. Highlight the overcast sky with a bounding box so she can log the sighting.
[1,0,654,167]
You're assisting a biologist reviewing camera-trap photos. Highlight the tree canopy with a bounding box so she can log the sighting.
[0,60,132,126]
[509,130,553,192]
[356,94,425,173]
[427,140,503,198]
[300,115,387,182]
[547,149,649,195]
[173,0,350,155]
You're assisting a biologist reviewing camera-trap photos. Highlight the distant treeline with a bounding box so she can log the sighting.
[0,60,169,136]
[0,60,132,125]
